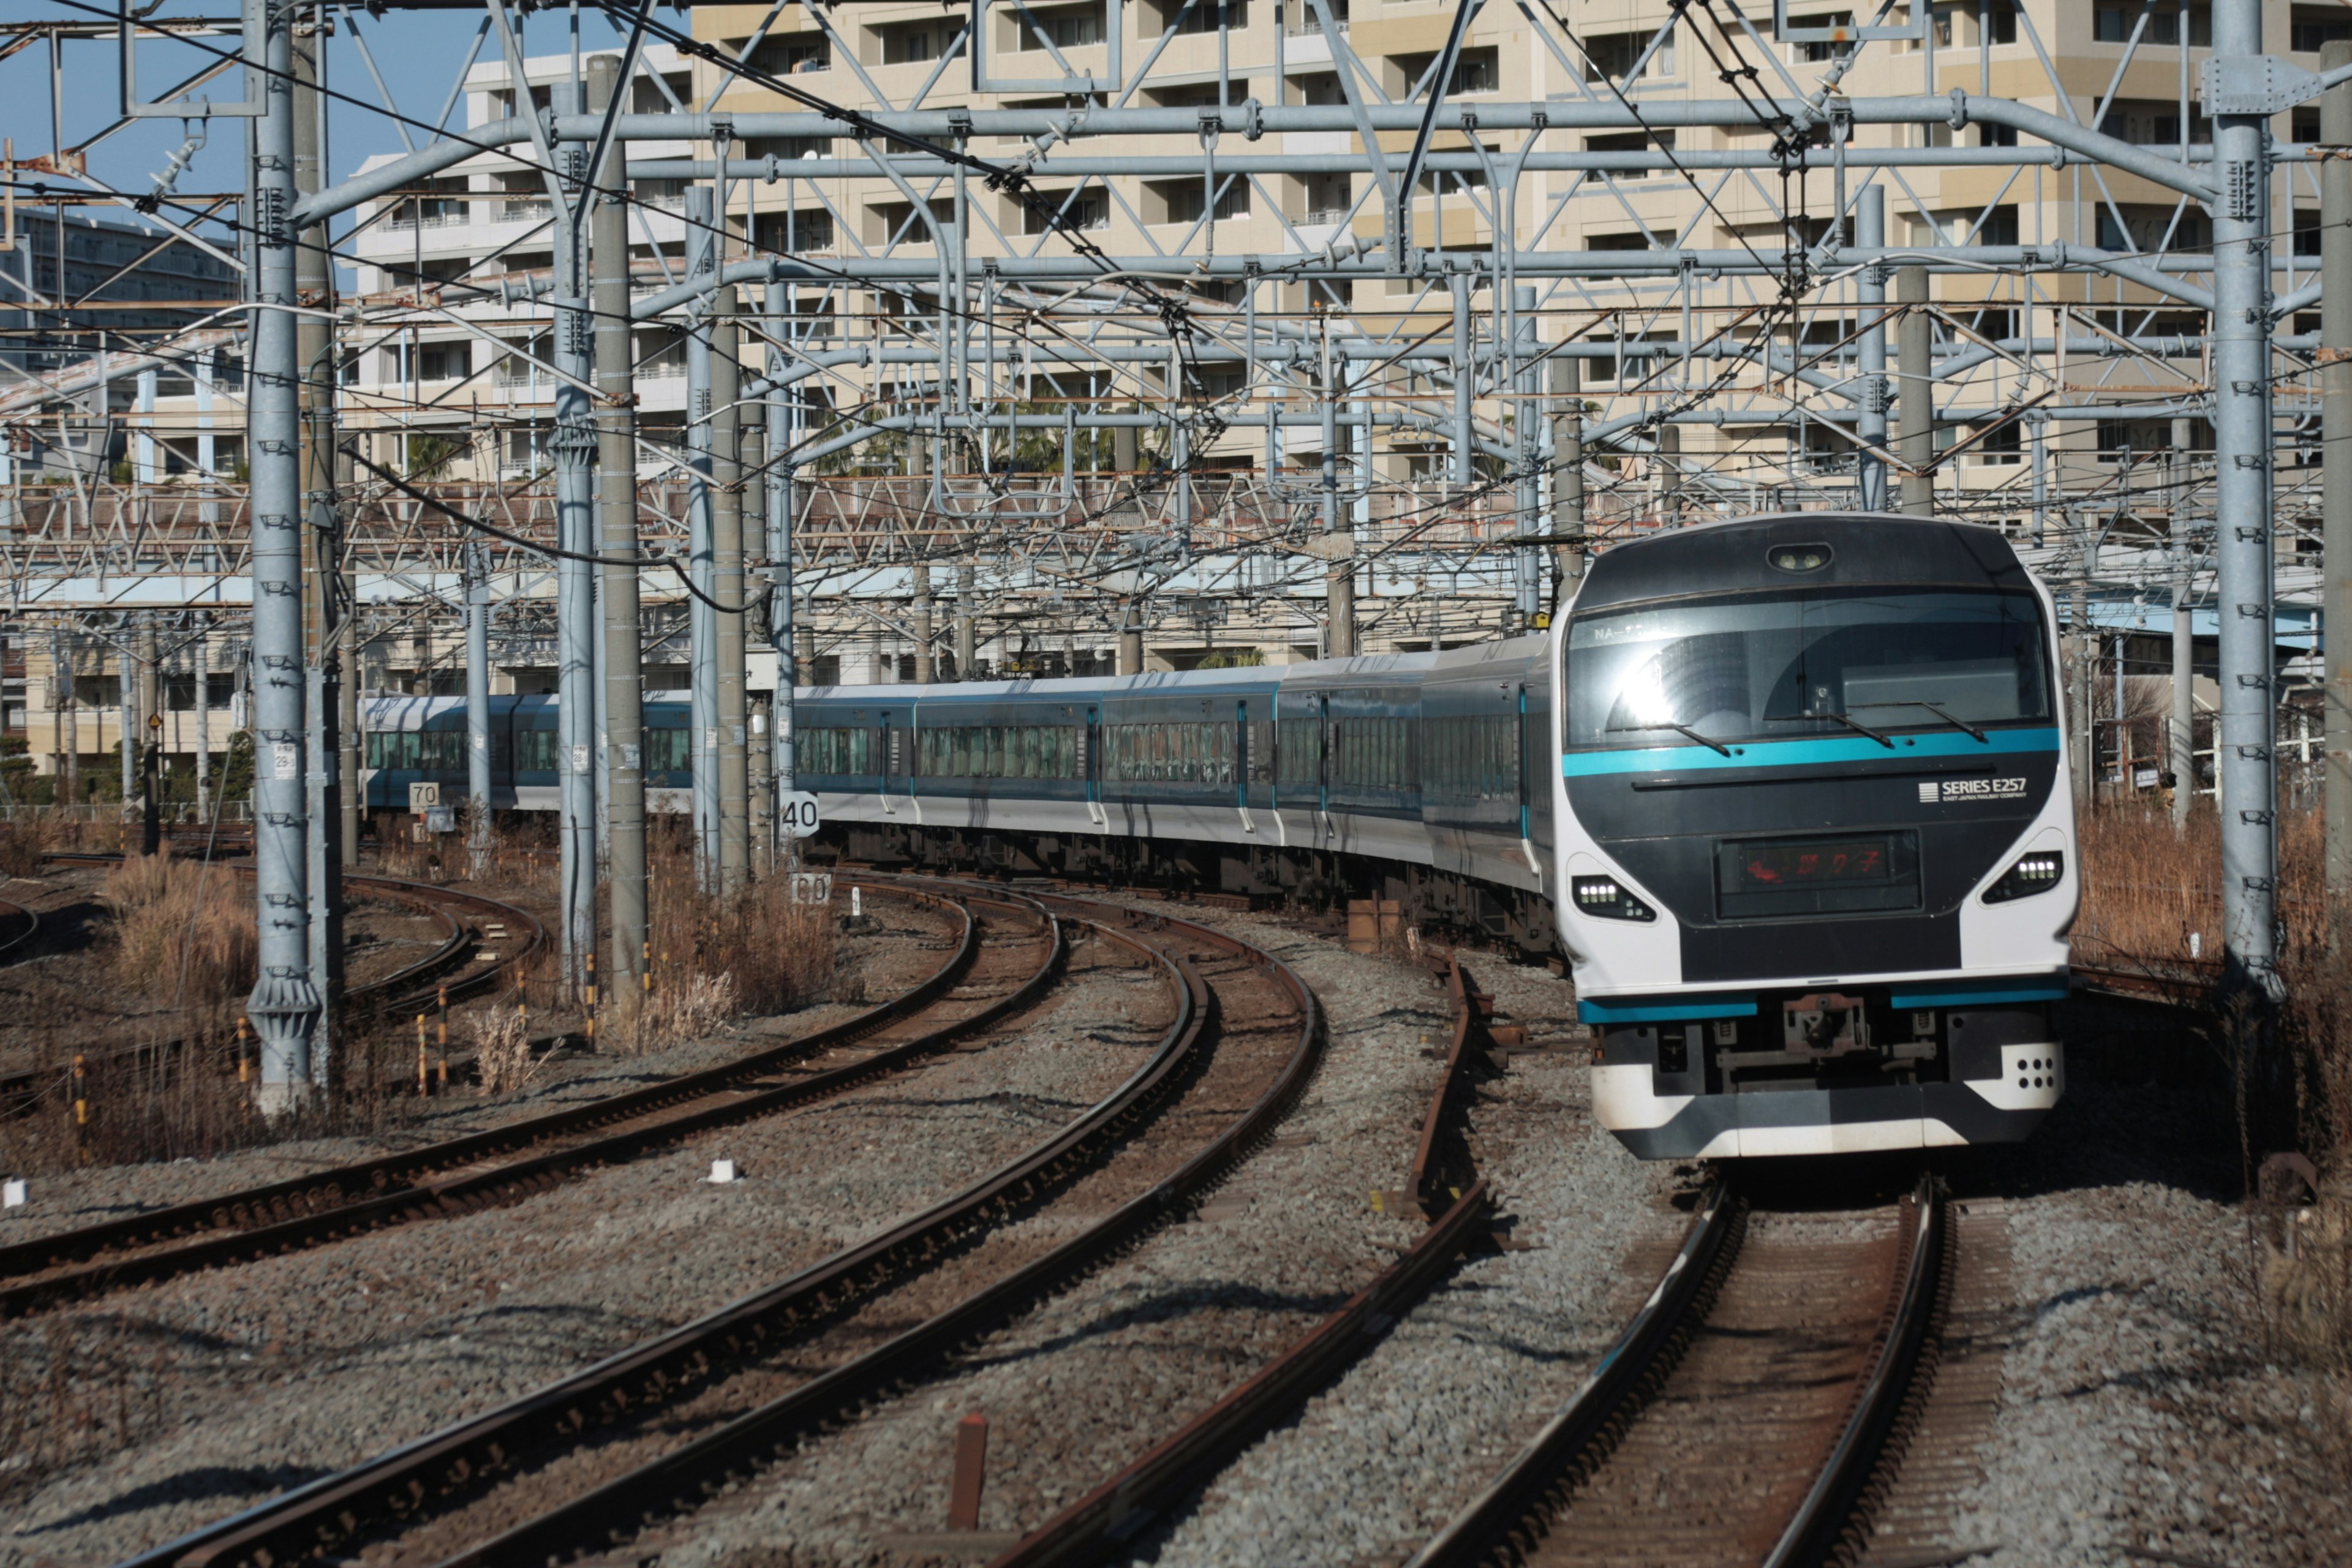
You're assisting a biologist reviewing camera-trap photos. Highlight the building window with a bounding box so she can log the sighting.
[1015,4,1106,50]
[1021,189,1110,235]
[753,34,831,73]
[1584,27,1673,81]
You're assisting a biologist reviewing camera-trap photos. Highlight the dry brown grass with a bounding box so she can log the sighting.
[100,846,255,1011]
[2101,804,2352,1458]
[2072,802,2324,970]
[608,851,834,1054]
[473,1003,542,1095]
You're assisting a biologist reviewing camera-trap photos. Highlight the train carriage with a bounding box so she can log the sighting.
[361,512,2074,1162]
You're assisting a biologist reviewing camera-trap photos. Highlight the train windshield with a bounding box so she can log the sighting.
[1565,588,2051,751]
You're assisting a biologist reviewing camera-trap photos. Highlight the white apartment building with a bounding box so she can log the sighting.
[342,45,698,482]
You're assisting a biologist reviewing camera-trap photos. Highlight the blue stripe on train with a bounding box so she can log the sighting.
[1559,726,2061,778]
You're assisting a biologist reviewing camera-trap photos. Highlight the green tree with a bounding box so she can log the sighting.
[220,731,255,804]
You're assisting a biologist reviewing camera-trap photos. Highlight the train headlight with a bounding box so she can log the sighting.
[1572,875,1656,922]
[1983,850,2065,903]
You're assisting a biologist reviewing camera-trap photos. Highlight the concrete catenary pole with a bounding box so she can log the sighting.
[244,0,322,1110]
[954,562,976,680]
[763,280,797,813]
[116,633,134,810]
[551,82,597,992]
[465,540,492,873]
[194,616,209,818]
[1855,186,1890,512]
[589,54,646,985]
[744,401,769,864]
[293,26,342,1077]
[2171,415,2198,831]
[2323,41,2352,895]
[1550,358,1583,606]
[2211,0,2278,993]
[137,617,160,854]
[685,187,719,886]
[911,562,935,684]
[711,279,749,890]
[1896,265,1932,516]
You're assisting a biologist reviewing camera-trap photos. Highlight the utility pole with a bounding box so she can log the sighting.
[194,616,210,819]
[712,277,748,891]
[551,81,597,992]
[137,616,160,854]
[954,562,976,680]
[590,62,645,978]
[465,541,492,873]
[911,562,935,684]
[1855,186,1889,512]
[1896,265,1932,516]
[2211,0,2278,994]
[686,187,719,885]
[245,0,322,1112]
[294,20,342,1082]
[2172,415,2198,831]
[1550,358,1583,609]
[763,280,797,823]
[2323,40,2352,894]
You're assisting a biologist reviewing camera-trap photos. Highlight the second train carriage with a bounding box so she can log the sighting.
[359,695,696,823]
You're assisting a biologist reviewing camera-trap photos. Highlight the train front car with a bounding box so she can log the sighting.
[1555,514,2077,1158]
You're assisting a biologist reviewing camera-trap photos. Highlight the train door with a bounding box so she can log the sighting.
[1317,692,1332,832]
[1082,705,1104,827]
[877,710,895,813]
[1235,699,1255,834]
[1515,682,1540,878]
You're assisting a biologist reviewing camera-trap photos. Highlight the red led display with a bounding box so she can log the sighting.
[1738,838,1891,886]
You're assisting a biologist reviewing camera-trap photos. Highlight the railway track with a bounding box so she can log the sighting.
[0,892,37,964]
[0,883,1053,1318]
[981,951,1501,1568]
[1407,1175,1948,1568]
[0,861,548,1117]
[121,880,1321,1568]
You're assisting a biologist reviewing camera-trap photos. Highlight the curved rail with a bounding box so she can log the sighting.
[0,895,38,964]
[986,951,1496,1568]
[0,887,1039,1316]
[1404,1176,1946,1568]
[0,861,549,1116]
[127,881,1322,1568]
[1762,1174,1947,1568]
[1405,1181,1743,1568]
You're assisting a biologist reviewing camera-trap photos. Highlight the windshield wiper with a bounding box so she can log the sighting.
[1850,699,1988,743]
[1607,720,1732,757]
[1765,710,1896,748]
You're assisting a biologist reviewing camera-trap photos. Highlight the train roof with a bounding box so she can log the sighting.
[1572,512,2030,614]
[794,639,1547,704]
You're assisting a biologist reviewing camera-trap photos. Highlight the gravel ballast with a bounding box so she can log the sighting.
[0,920,1156,1566]
[0,889,960,1247]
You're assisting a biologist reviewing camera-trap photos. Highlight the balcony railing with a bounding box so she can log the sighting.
[1283,4,1347,37]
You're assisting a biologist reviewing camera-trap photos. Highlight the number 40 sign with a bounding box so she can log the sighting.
[778,791,821,839]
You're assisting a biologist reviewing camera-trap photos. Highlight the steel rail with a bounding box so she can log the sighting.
[982,947,1498,1568]
[0,895,39,963]
[417,880,1329,1568]
[1762,1175,1948,1568]
[1403,1180,1744,1568]
[0,860,545,1116]
[0,886,1025,1314]
[1405,1176,1946,1568]
[123,893,1203,1568]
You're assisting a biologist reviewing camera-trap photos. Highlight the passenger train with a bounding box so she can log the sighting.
[363,513,2078,1159]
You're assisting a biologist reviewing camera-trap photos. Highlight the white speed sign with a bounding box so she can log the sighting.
[778,791,821,839]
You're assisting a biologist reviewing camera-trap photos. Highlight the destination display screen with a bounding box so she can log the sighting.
[1714,831,1920,921]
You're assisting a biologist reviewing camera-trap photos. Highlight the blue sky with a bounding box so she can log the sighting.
[4,2,638,273]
